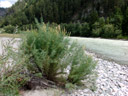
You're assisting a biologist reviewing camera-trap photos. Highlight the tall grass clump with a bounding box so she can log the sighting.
[3,25,16,34]
[0,21,96,95]
[0,39,29,96]
[21,21,96,86]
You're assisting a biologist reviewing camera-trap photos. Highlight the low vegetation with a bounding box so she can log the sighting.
[61,16,125,39]
[3,25,16,34]
[0,22,96,95]
[0,0,128,39]
[0,41,29,96]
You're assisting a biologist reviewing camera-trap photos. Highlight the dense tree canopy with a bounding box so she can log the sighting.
[0,0,128,37]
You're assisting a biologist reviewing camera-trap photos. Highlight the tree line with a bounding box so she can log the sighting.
[0,0,128,39]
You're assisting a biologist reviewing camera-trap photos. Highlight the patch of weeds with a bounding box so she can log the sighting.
[0,39,29,96]
[0,21,97,95]
[21,21,96,88]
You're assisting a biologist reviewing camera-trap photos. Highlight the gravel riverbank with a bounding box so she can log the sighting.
[63,51,128,96]
[0,37,128,96]
[23,51,128,96]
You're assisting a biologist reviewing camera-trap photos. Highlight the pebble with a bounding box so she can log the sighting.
[63,51,128,96]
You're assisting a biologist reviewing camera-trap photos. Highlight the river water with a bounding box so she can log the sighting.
[0,37,128,65]
[70,37,128,65]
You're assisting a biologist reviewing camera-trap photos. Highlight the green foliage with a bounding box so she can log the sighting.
[92,17,122,38]
[92,28,102,37]
[102,24,121,38]
[0,0,128,39]
[3,25,16,33]
[0,40,29,96]
[0,28,4,33]
[110,7,123,29]
[0,21,96,95]
[0,0,84,26]
[92,21,102,37]
[61,23,81,36]
[102,24,115,38]
[80,22,90,37]
[122,7,128,36]
[1,0,127,26]
[61,16,123,39]
[65,83,75,89]
[61,23,91,37]
[98,17,105,27]
[117,35,128,40]
[67,45,96,84]
[21,21,96,85]
[86,11,99,25]
[21,23,69,81]
[115,29,122,37]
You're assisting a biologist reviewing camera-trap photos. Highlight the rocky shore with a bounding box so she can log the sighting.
[63,51,128,96]
[23,51,128,96]
[0,38,128,96]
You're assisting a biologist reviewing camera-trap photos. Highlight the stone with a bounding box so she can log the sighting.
[63,51,128,96]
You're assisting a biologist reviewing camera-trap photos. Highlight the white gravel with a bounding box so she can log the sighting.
[64,52,128,96]
[0,37,20,55]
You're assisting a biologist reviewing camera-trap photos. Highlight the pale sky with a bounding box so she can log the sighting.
[0,0,18,8]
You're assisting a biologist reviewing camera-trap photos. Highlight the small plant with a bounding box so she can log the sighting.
[21,21,96,86]
[67,45,96,84]
[92,22,102,37]
[21,22,69,82]
[101,24,120,38]
[3,25,16,34]
[0,28,4,33]
[80,22,90,37]
[0,39,29,96]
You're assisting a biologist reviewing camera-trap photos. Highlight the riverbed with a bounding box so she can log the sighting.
[70,37,128,65]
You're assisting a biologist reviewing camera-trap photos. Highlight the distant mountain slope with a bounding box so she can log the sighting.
[0,0,128,26]
[0,8,7,17]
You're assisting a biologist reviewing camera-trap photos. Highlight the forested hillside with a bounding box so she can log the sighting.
[0,8,7,17]
[0,0,128,39]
